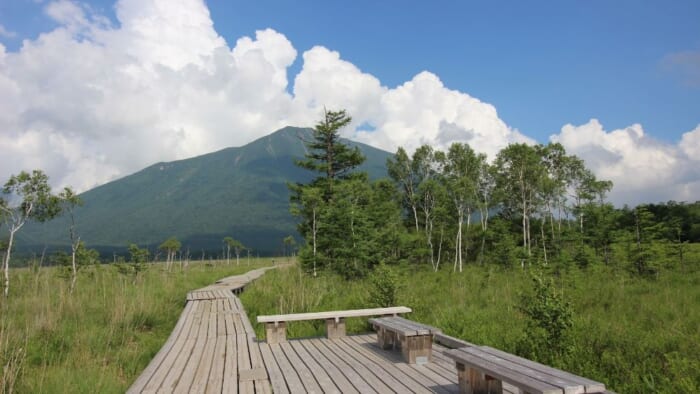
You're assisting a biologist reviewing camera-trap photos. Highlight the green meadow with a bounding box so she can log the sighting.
[0,259,276,393]
[1,252,698,393]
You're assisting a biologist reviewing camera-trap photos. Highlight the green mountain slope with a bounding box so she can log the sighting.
[18,127,391,256]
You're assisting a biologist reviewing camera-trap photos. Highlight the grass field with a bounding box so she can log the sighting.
[1,250,698,393]
[240,260,700,393]
[0,258,277,393]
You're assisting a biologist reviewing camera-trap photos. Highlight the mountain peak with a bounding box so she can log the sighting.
[18,126,392,256]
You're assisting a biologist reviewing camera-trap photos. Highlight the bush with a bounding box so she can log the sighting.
[368,262,399,307]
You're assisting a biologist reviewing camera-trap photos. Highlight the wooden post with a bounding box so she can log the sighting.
[377,327,396,350]
[325,317,346,339]
[265,321,286,344]
[401,335,432,364]
[456,363,502,394]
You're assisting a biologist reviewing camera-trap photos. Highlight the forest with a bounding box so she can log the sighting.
[289,109,699,279]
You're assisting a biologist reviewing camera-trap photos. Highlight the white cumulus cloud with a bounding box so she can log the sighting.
[0,0,698,207]
[551,120,700,205]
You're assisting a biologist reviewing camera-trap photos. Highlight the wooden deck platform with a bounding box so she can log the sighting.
[259,334,460,393]
[130,266,601,393]
[128,266,462,393]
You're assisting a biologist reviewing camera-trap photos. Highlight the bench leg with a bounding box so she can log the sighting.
[400,334,433,365]
[456,362,503,394]
[265,322,286,344]
[376,327,397,350]
[326,318,346,339]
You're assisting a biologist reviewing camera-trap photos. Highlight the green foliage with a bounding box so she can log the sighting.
[368,262,399,307]
[115,244,150,282]
[242,261,700,394]
[0,258,276,393]
[517,272,574,364]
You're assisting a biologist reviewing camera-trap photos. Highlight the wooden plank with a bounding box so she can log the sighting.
[329,341,414,393]
[127,301,195,393]
[370,317,422,336]
[279,342,324,392]
[391,316,443,334]
[304,338,370,393]
[446,348,565,394]
[189,333,217,393]
[463,347,585,393]
[257,306,412,323]
[221,323,238,394]
[298,338,359,394]
[173,301,212,393]
[269,343,306,393]
[346,335,452,394]
[433,333,477,349]
[315,337,396,394]
[144,300,205,391]
[288,340,341,393]
[237,333,255,394]
[205,335,226,394]
[216,299,226,337]
[478,346,606,393]
[339,336,432,394]
[258,343,290,394]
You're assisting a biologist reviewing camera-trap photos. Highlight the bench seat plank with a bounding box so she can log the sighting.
[478,346,606,393]
[447,348,565,394]
[257,306,411,323]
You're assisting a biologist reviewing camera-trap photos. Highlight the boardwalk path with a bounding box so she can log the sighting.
[128,265,461,393]
[127,266,278,394]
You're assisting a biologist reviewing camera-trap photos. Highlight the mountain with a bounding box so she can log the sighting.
[17,127,392,256]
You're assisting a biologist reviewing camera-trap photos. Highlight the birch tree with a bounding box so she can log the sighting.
[1,170,60,297]
[494,144,544,258]
[159,237,181,271]
[439,143,484,272]
[58,187,83,293]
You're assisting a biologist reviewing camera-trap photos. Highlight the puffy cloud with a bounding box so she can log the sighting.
[551,120,700,205]
[0,0,299,191]
[293,50,532,157]
[0,0,697,207]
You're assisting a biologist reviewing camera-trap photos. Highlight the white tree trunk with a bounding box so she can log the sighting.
[3,229,17,298]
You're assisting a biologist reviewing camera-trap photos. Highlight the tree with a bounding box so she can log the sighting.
[290,109,369,277]
[439,143,484,272]
[58,187,83,293]
[116,244,150,283]
[290,187,323,275]
[1,170,61,297]
[294,109,365,200]
[494,144,544,258]
[283,235,296,260]
[159,237,181,271]
[224,238,244,265]
[223,236,235,264]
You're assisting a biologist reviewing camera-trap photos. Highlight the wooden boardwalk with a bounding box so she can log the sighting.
[127,267,278,394]
[127,266,463,393]
[258,334,460,393]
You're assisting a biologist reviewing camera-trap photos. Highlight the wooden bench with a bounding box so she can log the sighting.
[368,316,442,365]
[446,345,607,394]
[257,306,411,344]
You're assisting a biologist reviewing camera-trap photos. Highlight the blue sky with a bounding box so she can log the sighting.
[0,0,699,204]
[2,0,698,143]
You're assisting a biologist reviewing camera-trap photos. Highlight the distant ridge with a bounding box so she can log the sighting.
[18,127,392,256]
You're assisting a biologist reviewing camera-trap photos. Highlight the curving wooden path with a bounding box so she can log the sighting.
[127,266,608,393]
[127,266,278,394]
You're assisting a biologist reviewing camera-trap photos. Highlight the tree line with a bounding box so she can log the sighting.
[290,109,697,278]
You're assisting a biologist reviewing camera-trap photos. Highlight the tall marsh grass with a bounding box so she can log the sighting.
[0,258,276,393]
[241,262,700,393]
